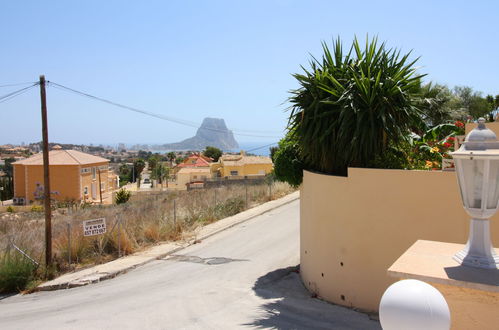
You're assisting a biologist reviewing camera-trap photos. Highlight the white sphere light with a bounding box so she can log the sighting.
[379,280,451,330]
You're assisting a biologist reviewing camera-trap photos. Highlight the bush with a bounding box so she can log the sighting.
[215,197,245,217]
[272,134,303,187]
[288,37,425,176]
[115,188,132,205]
[6,206,15,213]
[0,251,37,293]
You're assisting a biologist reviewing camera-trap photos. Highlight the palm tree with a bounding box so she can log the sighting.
[288,37,425,176]
[167,152,176,163]
[151,163,169,186]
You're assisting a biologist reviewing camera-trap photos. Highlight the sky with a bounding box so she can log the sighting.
[1,0,498,147]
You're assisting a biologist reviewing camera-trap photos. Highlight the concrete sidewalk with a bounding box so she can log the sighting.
[37,191,300,291]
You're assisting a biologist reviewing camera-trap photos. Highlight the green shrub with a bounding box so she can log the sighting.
[272,134,303,187]
[115,188,132,205]
[288,37,425,176]
[6,206,15,213]
[0,251,37,293]
[215,197,245,217]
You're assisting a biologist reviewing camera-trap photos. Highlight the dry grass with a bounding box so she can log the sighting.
[0,181,295,289]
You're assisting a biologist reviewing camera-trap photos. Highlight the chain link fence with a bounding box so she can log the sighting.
[0,179,294,289]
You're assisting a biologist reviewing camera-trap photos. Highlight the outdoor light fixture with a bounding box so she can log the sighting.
[451,118,499,269]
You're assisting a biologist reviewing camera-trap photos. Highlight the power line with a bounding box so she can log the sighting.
[47,81,282,139]
[0,83,38,104]
[0,82,37,88]
[245,142,278,153]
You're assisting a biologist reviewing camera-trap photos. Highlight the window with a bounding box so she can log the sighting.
[84,187,88,195]
[92,167,96,179]
[81,167,91,174]
[230,170,238,176]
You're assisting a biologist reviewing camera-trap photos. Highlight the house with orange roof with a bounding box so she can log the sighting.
[12,149,118,204]
[176,153,213,169]
[169,153,213,190]
[213,152,273,178]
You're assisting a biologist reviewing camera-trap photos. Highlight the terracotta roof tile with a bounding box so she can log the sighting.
[177,168,211,174]
[13,150,109,165]
[221,155,272,166]
[177,154,212,168]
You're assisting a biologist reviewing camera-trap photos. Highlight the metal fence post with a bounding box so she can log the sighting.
[67,222,71,265]
[245,179,248,209]
[269,180,272,200]
[214,188,217,206]
[173,199,177,226]
[118,217,121,258]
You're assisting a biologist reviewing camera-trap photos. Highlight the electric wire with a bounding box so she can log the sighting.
[0,82,37,88]
[47,81,282,139]
[245,142,278,153]
[0,83,38,104]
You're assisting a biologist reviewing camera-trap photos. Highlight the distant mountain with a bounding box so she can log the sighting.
[160,118,239,151]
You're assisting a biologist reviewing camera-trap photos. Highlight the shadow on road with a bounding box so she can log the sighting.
[245,266,381,330]
[0,293,16,301]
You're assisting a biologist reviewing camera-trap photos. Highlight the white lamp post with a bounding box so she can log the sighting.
[451,118,499,269]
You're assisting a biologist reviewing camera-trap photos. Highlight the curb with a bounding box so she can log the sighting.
[37,191,299,292]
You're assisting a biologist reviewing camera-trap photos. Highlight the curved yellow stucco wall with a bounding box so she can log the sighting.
[300,168,499,312]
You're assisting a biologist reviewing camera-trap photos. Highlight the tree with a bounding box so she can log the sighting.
[167,152,176,162]
[272,133,303,187]
[469,95,491,119]
[288,37,425,176]
[175,156,185,164]
[147,155,159,173]
[137,150,152,160]
[151,163,169,185]
[118,163,131,185]
[133,159,145,183]
[454,86,474,109]
[203,146,222,162]
[0,158,15,200]
[2,158,15,177]
[418,83,466,126]
[269,146,279,161]
[453,86,491,119]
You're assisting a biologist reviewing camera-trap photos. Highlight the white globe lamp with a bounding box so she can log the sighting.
[379,279,450,330]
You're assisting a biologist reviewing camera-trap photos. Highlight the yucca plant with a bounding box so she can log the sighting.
[288,37,426,176]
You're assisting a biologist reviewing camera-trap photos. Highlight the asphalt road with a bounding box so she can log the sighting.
[0,200,380,330]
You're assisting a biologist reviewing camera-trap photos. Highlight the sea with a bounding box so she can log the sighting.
[230,141,277,156]
[148,141,276,157]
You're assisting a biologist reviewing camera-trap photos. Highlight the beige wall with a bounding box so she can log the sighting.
[80,162,113,201]
[174,169,210,190]
[300,168,499,312]
[13,164,80,202]
[465,121,499,135]
[220,163,273,177]
[13,162,115,203]
[13,164,25,197]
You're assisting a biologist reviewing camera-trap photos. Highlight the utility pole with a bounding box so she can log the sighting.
[40,75,52,268]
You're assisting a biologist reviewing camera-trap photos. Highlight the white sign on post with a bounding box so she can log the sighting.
[83,218,107,236]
